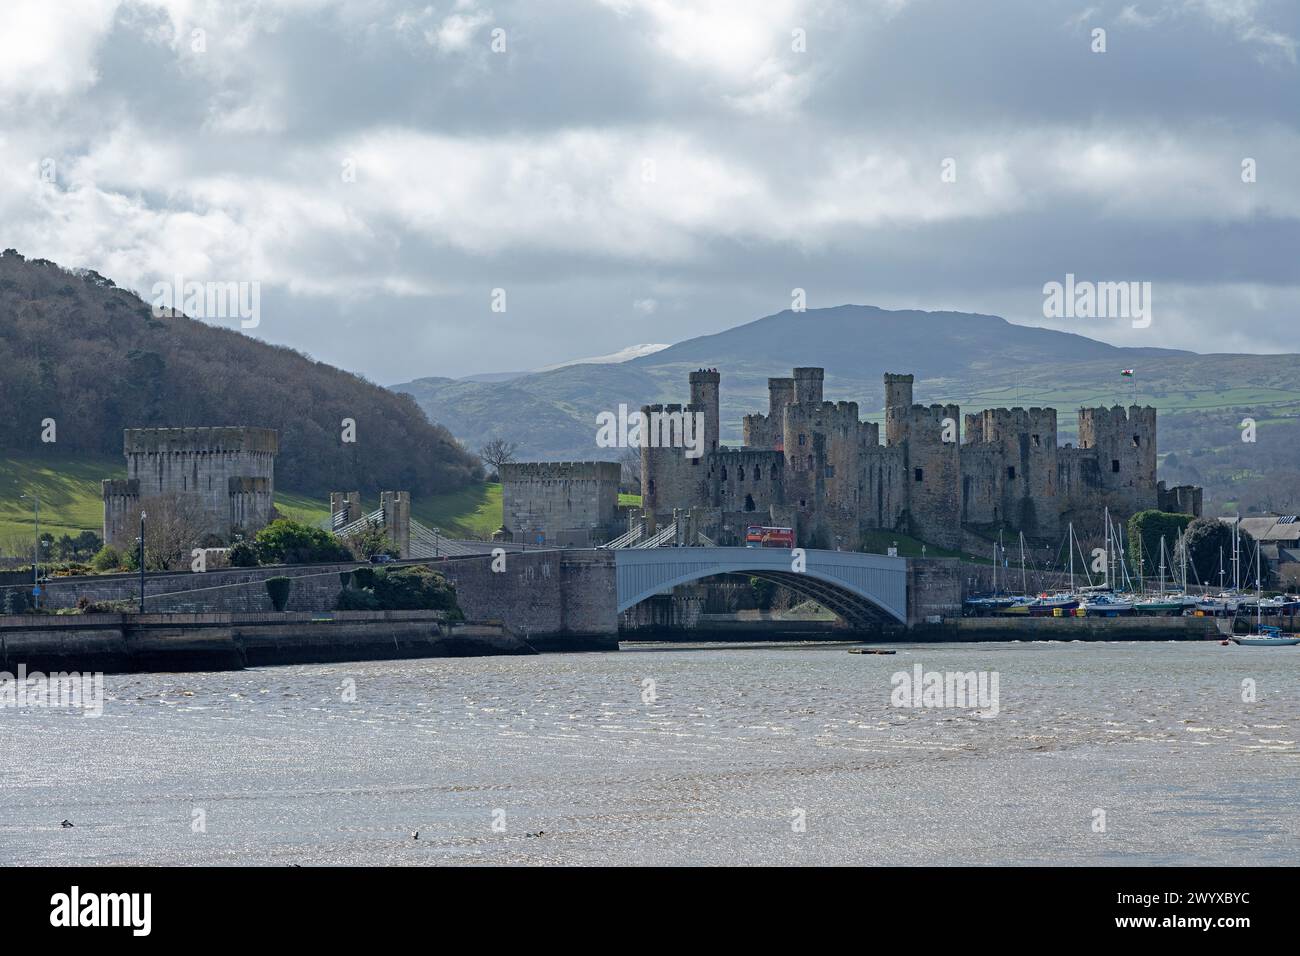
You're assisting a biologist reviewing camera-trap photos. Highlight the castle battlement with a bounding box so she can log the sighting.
[637,367,1192,550]
[124,426,279,455]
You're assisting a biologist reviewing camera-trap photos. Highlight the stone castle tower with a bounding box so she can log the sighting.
[102,426,278,549]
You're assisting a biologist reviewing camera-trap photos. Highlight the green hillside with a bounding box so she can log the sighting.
[0,455,506,552]
[0,453,123,541]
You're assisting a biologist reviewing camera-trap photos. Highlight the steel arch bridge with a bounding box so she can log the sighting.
[614,547,908,627]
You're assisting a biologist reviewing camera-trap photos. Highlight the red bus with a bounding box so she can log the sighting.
[745,526,794,549]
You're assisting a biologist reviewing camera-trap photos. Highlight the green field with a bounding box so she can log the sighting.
[0,455,508,548]
[0,454,124,541]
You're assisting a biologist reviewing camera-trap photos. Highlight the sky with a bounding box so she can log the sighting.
[1,0,1297,383]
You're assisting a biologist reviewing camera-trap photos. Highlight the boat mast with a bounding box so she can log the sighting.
[1103,507,1111,590]
[1233,517,1240,592]
[1256,539,1263,629]
[1158,535,1166,598]
[1019,531,1027,595]
[1068,523,1075,592]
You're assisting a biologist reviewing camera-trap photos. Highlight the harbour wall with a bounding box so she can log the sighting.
[11,550,621,651]
[913,614,1223,643]
[0,611,530,673]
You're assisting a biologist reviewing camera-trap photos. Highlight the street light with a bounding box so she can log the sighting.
[138,510,147,613]
[19,493,40,609]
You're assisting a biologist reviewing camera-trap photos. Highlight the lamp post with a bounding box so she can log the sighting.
[19,493,40,609]
[138,510,147,613]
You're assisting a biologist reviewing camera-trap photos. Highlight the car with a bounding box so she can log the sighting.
[369,554,396,564]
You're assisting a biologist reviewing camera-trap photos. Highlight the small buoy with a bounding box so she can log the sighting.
[60,820,74,828]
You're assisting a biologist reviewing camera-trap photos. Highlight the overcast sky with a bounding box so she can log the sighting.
[2,0,1297,382]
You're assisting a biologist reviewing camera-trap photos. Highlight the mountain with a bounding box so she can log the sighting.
[0,250,481,497]
[392,304,1300,513]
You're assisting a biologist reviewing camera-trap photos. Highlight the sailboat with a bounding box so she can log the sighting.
[1080,509,1134,615]
[1134,534,1198,614]
[1223,540,1300,646]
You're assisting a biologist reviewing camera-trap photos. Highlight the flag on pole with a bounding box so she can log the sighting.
[1120,369,1134,377]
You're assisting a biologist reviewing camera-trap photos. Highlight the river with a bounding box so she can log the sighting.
[1,640,1295,865]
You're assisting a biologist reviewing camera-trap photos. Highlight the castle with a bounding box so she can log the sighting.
[102,427,279,549]
[637,368,1201,550]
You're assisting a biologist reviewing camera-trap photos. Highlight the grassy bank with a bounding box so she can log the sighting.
[0,455,506,544]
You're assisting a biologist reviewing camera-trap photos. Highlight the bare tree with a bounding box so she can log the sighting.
[140,494,210,571]
[478,438,519,475]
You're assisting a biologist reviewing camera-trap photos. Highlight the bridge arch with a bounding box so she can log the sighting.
[614,547,908,627]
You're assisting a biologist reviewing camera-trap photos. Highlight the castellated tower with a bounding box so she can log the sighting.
[793,367,824,405]
[689,368,720,455]
[742,377,795,450]
[781,397,866,548]
[1077,405,1158,515]
[884,372,914,446]
[961,407,1060,537]
[900,403,962,550]
[103,426,278,548]
[768,377,795,417]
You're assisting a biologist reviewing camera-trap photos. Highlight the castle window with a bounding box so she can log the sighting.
[1132,434,1141,447]
[800,499,807,508]
[1032,434,1040,448]
[648,479,655,496]
[721,466,728,480]
[692,456,699,466]
[738,466,745,481]
[744,494,755,512]
[1007,466,1016,480]
[1111,459,1120,473]
[914,467,924,482]
[770,464,779,480]
[798,433,806,446]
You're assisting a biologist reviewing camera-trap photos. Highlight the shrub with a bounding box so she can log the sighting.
[253,519,351,565]
[265,576,293,612]
[373,565,462,616]
[91,545,122,572]
[336,587,381,611]
[228,540,259,567]
[334,564,462,618]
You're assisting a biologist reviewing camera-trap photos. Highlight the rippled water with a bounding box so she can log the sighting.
[1,640,1296,865]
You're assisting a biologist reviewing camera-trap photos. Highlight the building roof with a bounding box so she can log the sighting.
[1221,515,1300,542]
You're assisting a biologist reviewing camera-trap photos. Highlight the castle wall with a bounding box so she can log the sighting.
[1157,481,1203,518]
[714,449,784,518]
[859,445,907,534]
[501,460,621,546]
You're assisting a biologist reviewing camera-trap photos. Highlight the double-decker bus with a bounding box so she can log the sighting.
[744,526,795,549]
